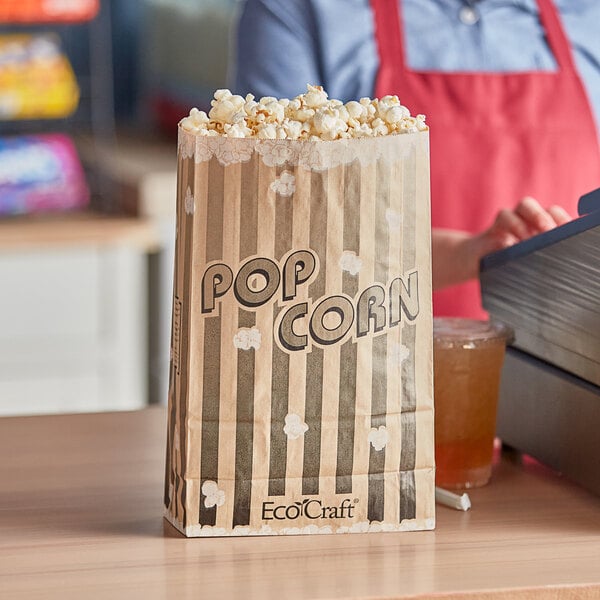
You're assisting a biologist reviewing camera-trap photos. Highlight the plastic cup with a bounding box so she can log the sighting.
[433,318,513,490]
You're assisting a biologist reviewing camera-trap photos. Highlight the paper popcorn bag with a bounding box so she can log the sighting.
[164,127,435,536]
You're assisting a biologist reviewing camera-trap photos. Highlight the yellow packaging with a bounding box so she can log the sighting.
[0,34,79,120]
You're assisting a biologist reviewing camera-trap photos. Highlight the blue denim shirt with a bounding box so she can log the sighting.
[233,0,600,131]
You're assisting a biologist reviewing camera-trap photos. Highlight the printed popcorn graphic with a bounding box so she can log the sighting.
[270,171,296,197]
[339,250,363,276]
[233,327,262,351]
[201,480,226,509]
[184,187,195,215]
[390,342,411,365]
[283,413,309,440]
[257,140,297,166]
[385,208,402,231]
[212,137,255,166]
[368,425,389,451]
[178,130,196,160]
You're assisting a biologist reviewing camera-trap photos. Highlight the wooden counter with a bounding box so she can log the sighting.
[1,408,599,599]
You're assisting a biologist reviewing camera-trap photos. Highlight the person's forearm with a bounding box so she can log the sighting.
[431,199,572,291]
[431,228,481,290]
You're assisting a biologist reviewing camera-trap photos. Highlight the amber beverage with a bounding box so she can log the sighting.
[433,318,513,489]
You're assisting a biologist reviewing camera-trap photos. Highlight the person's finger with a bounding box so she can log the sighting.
[496,231,519,249]
[514,196,556,232]
[547,204,571,226]
[471,229,519,264]
[492,208,530,241]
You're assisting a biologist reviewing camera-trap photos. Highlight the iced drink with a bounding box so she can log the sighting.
[433,318,512,489]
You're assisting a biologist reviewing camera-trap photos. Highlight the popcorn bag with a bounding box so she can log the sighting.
[164,90,435,536]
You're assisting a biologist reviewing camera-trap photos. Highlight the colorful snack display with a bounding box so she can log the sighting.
[0,34,80,121]
[0,134,89,215]
[0,0,99,24]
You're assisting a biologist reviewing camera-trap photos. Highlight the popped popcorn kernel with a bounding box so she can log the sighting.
[180,85,427,139]
[303,84,329,108]
[224,122,252,138]
[383,105,407,125]
[213,89,232,102]
[282,119,304,140]
[313,107,348,140]
[256,122,278,140]
[209,99,239,123]
[345,100,366,121]
[189,107,209,125]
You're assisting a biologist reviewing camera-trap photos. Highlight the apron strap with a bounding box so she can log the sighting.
[372,0,576,75]
[371,0,407,71]
[536,0,577,73]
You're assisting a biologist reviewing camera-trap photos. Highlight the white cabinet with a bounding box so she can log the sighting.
[0,215,158,416]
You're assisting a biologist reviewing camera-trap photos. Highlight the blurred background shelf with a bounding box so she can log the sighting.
[0,0,237,416]
[0,211,160,249]
[77,131,177,406]
[0,213,160,417]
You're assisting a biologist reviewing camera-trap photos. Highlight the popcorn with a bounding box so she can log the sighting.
[293,107,316,123]
[390,342,411,365]
[184,187,195,215]
[233,327,262,351]
[188,107,209,126]
[180,85,428,140]
[345,101,363,120]
[370,118,390,137]
[201,480,226,508]
[214,89,232,102]
[383,105,409,125]
[282,119,304,140]
[256,122,278,140]
[368,425,389,451]
[313,107,348,140]
[270,171,296,196]
[224,122,252,138]
[283,413,309,440]
[208,99,239,124]
[303,84,329,108]
[339,251,363,276]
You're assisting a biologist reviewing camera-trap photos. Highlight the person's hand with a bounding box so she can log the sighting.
[432,197,571,290]
[474,196,571,255]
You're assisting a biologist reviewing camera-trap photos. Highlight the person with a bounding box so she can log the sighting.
[232,0,600,318]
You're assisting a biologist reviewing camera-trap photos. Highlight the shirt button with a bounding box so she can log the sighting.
[458,5,480,25]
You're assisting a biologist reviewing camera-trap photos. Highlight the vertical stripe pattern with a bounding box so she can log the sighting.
[198,158,225,527]
[165,133,434,536]
[301,169,328,496]
[233,158,260,527]
[399,147,418,522]
[335,159,360,495]
[268,165,294,497]
[367,158,391,521]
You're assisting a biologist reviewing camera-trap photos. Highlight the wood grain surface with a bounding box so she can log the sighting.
[1,407,599,600]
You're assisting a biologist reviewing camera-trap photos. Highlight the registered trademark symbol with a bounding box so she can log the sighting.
[353,498,359,504]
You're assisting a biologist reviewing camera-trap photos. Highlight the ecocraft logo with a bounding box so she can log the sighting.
[201,249,419,352]
[262,498,358,521]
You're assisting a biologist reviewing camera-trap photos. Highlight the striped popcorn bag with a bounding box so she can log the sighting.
[164,127,435,536]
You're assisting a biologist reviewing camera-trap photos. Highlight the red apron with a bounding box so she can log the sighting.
[372,0,600,318]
